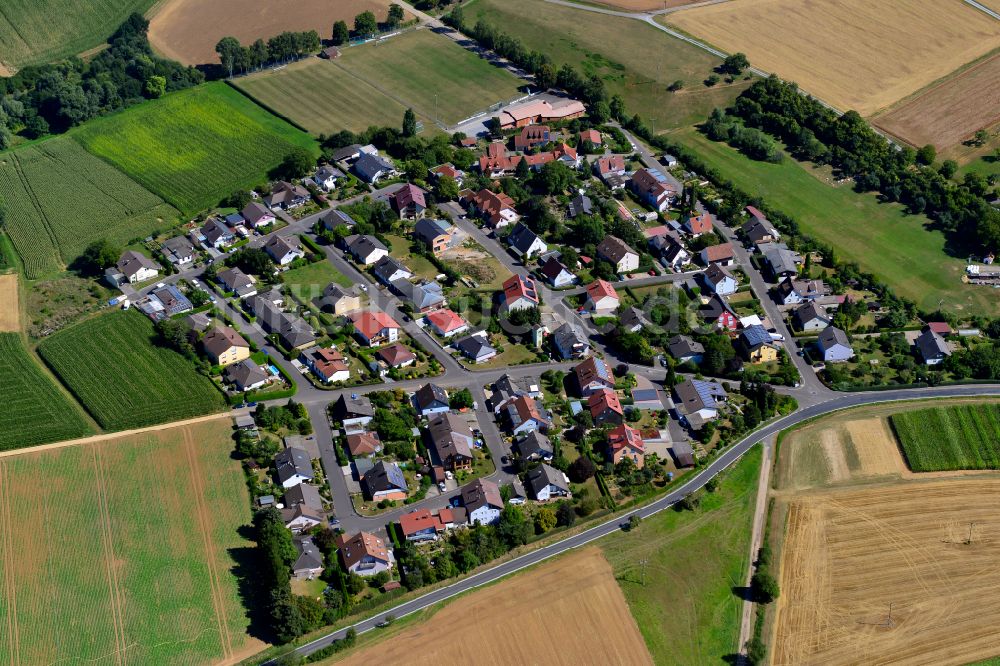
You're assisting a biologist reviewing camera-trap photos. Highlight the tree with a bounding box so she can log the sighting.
[332,20,350,45]
[590,100,611,124]
[973,129,990,146]
[272,148,314,181]
[720,52,749,75]
[402,108,417,138]
[228,247,274,276]
[450,388,474,409]
[497,505,532,547]
[345,573,366,595]
[535,160,574,195]
[355,11,378,38]
[939,159,958,179]
[144,75,166,99]
[568,456,596,483]
[534,507,557,534]
[555,500,576,527]
[609,94,626,122]
[216,36,242,77]
[628,514,641,531]
[667,79,684,92]
[751,569,780,602]
[916,144,936,166]
[745,636,766,665]
[79,239,120,274]
[436,175,459,201]
[387,3,405,28]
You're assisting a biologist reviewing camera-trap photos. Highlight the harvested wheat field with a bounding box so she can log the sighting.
[591,0,701,11]
[0,274,19,332]
[874,53,1000,150]
[148,0,407,65]
[667,0,1000,115]
[774,479,1000,666]
[334,548,653,666]
[0,416,261,665]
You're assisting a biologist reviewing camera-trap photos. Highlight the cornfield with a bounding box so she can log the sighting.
[890,403,1000,471]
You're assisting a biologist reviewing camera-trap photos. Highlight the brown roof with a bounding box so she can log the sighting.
[202,325,249,357]
[588,388,623,418]
[702,243,734,262]
[337,531,389,569]
[377,343,417,366]
[399,509,443,536]
[597,236,637,264]
[346,431,381,456]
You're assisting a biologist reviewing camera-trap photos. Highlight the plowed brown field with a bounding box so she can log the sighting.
[332,548,653,666]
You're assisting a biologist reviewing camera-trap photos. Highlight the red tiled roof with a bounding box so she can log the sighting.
[579,129,602,145]
[377,343,416,366]
[586,279,619,302]
[502,274,539,307]
[338,531,389,569]
[608,424,645,453]
[702,243,734,262]
[595,154,625,175]
[308,347,349,376]
[346,431,381,456]
[686,213,713,234]
[588,388,623,417]
[926,322,952,335]
[426,308,467,333]
[399,509,443,536]
[391,183,426,210]
[351,311,400,339]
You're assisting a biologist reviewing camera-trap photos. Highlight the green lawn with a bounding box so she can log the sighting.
[0,332,91,450]
[600,445,761,664]
[0,0,155,68]
[673,127,999,315]
[74,82,319,215]
[37,309,227,430]
[281,257,352,300]
[890,404,1000,472]
[466,0,748,129]
[237,28,522,133]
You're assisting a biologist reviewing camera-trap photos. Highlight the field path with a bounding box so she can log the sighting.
[91,445,127,666]
[0,462,20,666]
[183,428,233,660]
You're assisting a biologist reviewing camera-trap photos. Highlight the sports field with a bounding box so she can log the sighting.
[37,309,226,431]
[0,0,155,70]
[74,82,318,215]
[673,127,999,315]
[237,29,523,133]
[891,404,1000,472]
[874,53,1000,150]
[148,0,406,65]
[667,0,1000,115]
[0,417,260,665]
[466,0,749,130]
[328,548,653,665]
[0,137,179,279]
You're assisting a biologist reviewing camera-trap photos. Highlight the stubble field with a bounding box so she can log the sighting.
[0,417,259,665]
[667,0,1000,115]
[148,0,406,65]
[0,274,18,332]
[327,548,653,665]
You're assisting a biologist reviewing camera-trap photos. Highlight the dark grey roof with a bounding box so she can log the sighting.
[330,144,363,162]
[224,359,268,390]
[793,301,828,326]
[567,193,593,218]
[413,217,453,244]
[362,460,407,494]
[515,431,553,459]
[668,335,704,359]
[333,395,374,420]
[461,478,503,513]
[391,279,445,310]
[619,306,650,331]
[507,222,543,254]
[552,323,589,357]
[915,329,950,361]
[427,412,473,463]
[353,153,395,181]
[526,463,568,497]
[275,446,314,484]
[372,255,412,284]
[740,324,773,349]
[674,378,726,414]
[817,325,851,350]
[284,483,324,512]
[321,209,356,230]
[346,234,387,258]
[456,333,496,360]
[702,263,733,286]
[293,537,324,572]
[415,383,449,411]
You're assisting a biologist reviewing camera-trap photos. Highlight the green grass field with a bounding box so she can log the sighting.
[600,445,761,663]
[0,332,91,450]
[0,418,256,665]
[890,403,1000,472]
[466,0,748,130]
[237,29,523,133]
[674,127,999,315]
[74,82,318,215]
[0,137,180,278]
[37,310,227,430]
[0,0,155,69]
[281,257,352,300]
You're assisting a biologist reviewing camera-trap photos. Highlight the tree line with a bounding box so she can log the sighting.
[215,31,322,77]
[0,14,203,145]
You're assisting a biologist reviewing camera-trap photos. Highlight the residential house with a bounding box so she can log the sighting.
[332,395,374,430]
[500,395,552,436]
[671,439,696,468]
[649,230,691,271]
[507,222,548,259]
[302,347,350,383]
[668,335,705,364]
[361,461,408,501]
[773,278,803,306]
[319,284,361,315]
[584,279,620,314]
[312,165,343,191]
[202,325,250,367]
[593,154,626,183]
[461,479,504,525]
[346,431,381,457]
[350,311,401,346]
[578,128,602,146]
[252,297,316,350]
[353,153,396,184]
[513,124,551,150]
[465,188,519,229]
[185,312,212,332]
[816,325,854,362]
[275,446,314,489]
[478,141,521,177]
[698,263,738,296]
[265,181,310,210]
[427,412,474,470]
[674,378,727,427]
[330,144,362,163]
[682,212,713,237]
[264,235,305,266]
[455,331,498,364]
[337,531,392,576]
[283,502,323,534]
[487,374,543,412]
[926,321,954,336]
[630,168,675,212]
[292,537,325,579]
[284,483,324,527]
[514,431,554,462]
[538,255,576,287]
[526,464,571,501]
[224,359,270,392]
[377,343,416,368]
[388,183,427,220]
[217,267,257,298]
[739,324,779,363]
[573,356,615,396]
[619,306,651,333]
[792,278,829,301]
[414,383,450,417]
[792,301,831,332]
[413,218,457,256]
[399,509,445,542]
[430,163,464,186]
[588,388,624,426]
[607,424,645,468]
[552,323,590,360]
[109,250,159,285]
[392,279,446,313]
[597,236,639,273]
[143,285,192,319]
[438,506,468,527]
[762,243,802,279]
[344,234,389,265]
[742,209,779,245]
[699,242,735,267]
[631,388,664,410]
[426,309,469,338]
[198,218,234,249]
[320,209,356,233]
[500,274,540,312]
[915,328,951,365]
[372,255,413,286]
[242,202,276,228]
[700,294,739,331]
[567,193,593,218]
[161,236,195,266]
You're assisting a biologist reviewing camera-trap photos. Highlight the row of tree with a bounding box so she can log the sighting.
[331,5,407,45]
[215,31,322,77]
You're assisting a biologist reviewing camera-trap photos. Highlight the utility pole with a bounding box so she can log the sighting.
[639,558,648,586]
